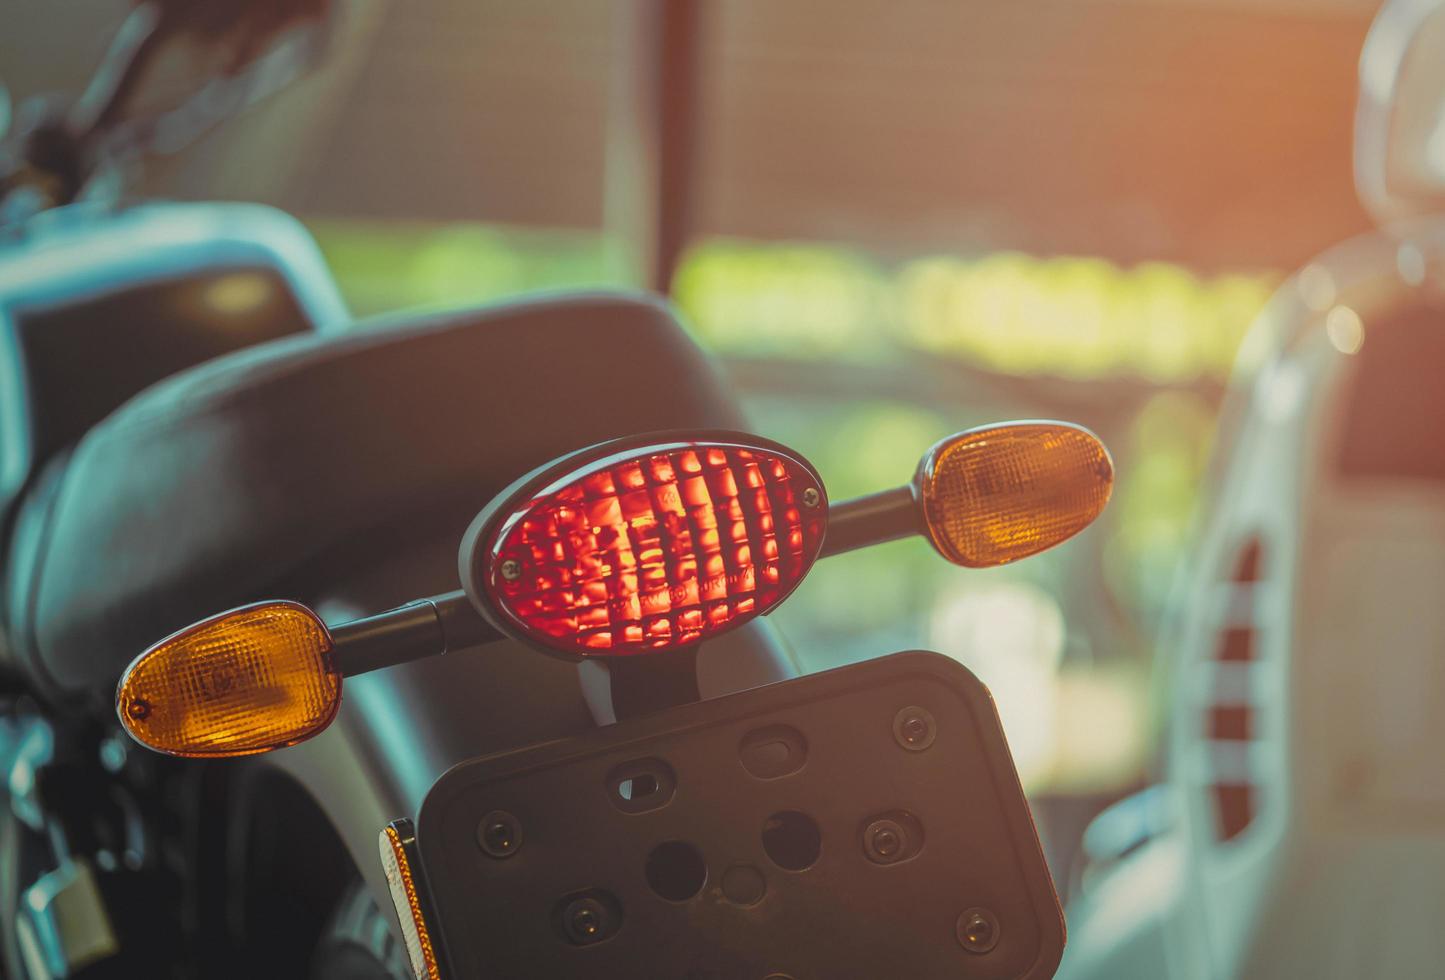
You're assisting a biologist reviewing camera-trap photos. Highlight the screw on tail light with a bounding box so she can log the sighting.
[116,601,341,758]
[459,433,828,659]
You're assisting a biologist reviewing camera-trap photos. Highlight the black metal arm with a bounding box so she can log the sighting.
[331,591,498,678]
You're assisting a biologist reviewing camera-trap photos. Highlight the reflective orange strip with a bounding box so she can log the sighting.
[381,824,441,980]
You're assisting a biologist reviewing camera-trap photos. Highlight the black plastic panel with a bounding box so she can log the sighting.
[415,651,1064,979]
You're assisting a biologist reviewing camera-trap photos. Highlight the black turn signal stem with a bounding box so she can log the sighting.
[819,486,923,559]
[331,591,499,678]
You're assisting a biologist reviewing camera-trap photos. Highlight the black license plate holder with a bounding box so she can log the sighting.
[414,651,1064,979]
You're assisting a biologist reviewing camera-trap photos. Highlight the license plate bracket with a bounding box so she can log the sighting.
[414,650,1064,979]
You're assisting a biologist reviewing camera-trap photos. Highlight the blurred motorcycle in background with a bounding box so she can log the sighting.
[0,3,1113,978]
[1059,1,1445,978]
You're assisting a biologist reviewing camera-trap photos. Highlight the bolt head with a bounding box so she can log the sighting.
[892,705,937,751]
[956,907,1000,953]
[500,559,522,581]
[477,810,522,858]
[801,487,820,508]
[572,907,599,936]
[862,818,909,864]
[562,896,611,945]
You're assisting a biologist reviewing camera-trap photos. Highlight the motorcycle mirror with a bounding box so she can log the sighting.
[459,433,828,660]
[116,600,341,757]
[822,421,1114,567]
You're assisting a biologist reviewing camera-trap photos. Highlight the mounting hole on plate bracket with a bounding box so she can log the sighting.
[761,810,822,872]
[606,758,677,815]
[645,840,708,901]
[738,724,808,779]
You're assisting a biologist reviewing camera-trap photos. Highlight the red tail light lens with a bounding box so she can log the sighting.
[466,437,827,658]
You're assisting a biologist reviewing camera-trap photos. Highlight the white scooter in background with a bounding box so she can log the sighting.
[1059,1,1445,977]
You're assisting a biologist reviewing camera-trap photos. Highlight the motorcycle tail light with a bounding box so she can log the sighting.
[915,421,1113,567]
[465,436,827,658]
[116,601,341,757]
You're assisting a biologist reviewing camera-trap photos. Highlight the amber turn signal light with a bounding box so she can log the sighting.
[915,421,1113,567]
[117,601,341,757]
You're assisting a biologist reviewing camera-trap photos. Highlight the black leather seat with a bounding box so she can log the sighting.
[4,293,745,702]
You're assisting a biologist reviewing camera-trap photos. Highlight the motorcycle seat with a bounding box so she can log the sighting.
[3,292,744,702]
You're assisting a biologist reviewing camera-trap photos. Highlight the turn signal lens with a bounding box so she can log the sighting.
[116,601,341,757]
[915,421,1113,567]
[471,438,827,657]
